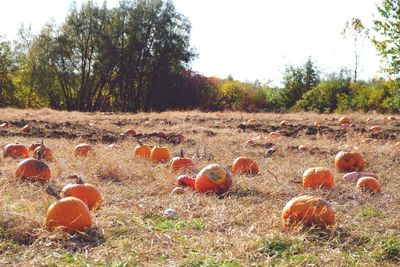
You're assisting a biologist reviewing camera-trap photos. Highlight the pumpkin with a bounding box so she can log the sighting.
[61,175,103,210]
[133,139,151,159]
[370,126,383,132]
[74,143,95,157]
[150,146,170,163]
[176,164,232,194]
[29,142,41,151]
[232,157,259,175]
[15,158,51,181]
[176,175,196,188]
[282,195,336,229]
[46,186,92,232]
[157,131,167,138]
[33,146,54,161]
[361,138,374,144]
[21,124,30,133]
[387,116,396,121]
[302,167,334,190]
[170,150,195,172]
[3,143,29,159]
[298,145,310,151]
[269,132,281,138]
[343,172,379,182]
[335,150,365,173]
[339,117,350,124]
[356,177,381,193]
[244,139,255,147]
[125,129,137,136]
[0,122,8,128]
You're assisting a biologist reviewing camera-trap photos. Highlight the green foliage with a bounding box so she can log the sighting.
[354,207,384,218]
[282,58,320,108]
[373,0,400,77]
[0,38,19,107]
[295,69,351,113]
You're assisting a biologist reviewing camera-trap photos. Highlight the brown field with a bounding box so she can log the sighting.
[1,108,400,266]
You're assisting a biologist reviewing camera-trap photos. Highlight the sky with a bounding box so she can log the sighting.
[0,0,383,86]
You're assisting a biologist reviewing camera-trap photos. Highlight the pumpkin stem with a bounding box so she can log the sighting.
[67,174,85,184]
[180,149,184,158]
[46,184,61,200]
[38,139,45,161]
[136,138,143,146]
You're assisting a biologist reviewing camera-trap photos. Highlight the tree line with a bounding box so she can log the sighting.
[0,0,399,113]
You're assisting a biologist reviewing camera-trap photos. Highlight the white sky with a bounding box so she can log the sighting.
[0,0,383,85]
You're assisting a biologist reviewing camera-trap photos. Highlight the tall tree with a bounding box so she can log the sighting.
[373,0,400,78]
[342,18,369,82]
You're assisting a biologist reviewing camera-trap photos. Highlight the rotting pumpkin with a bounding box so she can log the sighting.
[356,177,381,193]
[282,195,336,230]
[335,150,365,173]
[74,143,95,157]
[177,164,232,195]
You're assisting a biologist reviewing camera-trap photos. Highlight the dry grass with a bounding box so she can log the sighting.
[1,108,400,266]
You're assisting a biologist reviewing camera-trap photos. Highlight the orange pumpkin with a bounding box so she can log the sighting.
[150,146,170,163]
[269,132,281,138]
[74,143,95,157]
[61,175,103,210]
[356,177,381,193]
[302,167,334,190]
[232,157,259,175]
[282,195,336,229]
[15,158,51,182]
[3,143,29,159]
[21,124,31,133]
[125,129,137,136]
[370,126,383,132]
[170,150,195,172]
[335,150,365,173]
[29,142,41,152]
[134,142,151,159]
[339,117,350,124]
[46,196,92,232]
[33,146,54,161]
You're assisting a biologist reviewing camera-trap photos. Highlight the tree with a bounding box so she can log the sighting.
[282,58,319,108]
[342,18,369,82]
[373,0,400,78]
[0,38,19,106]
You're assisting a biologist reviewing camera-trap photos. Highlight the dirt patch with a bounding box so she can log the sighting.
[238,123,398,141]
